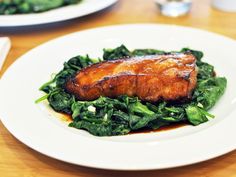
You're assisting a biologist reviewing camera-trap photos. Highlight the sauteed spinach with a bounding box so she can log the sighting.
[37,45,227,136]
[0,0,82,14]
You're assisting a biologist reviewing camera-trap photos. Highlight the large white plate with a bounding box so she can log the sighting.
[0,24,236,170]
[0,0,117,27]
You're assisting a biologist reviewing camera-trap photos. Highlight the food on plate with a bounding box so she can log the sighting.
[37,45,227,136]
[0,0,82,14]
[65,53,197,102]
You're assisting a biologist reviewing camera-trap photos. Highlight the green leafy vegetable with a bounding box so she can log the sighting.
[181,48,204,61]
[69,96,131,136]
[103,45,131,60]
[37,45,227,136]
[128,101,157,130]
[47,89,75,114]
[193,77,227,110]
[186,105,214,125]
[132,49,165,56]
[185,106,208,125]
[0,0,82,14]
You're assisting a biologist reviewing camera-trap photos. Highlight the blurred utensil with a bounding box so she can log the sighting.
[155,0,192,17]
[0,37,11,71]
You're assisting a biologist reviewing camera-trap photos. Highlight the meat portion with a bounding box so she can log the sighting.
[65,53,197,102]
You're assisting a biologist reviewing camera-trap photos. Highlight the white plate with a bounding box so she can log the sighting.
[0,24,236,170]
[0,0,117,27]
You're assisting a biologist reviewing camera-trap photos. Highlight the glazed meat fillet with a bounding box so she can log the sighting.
[65,53,197,102]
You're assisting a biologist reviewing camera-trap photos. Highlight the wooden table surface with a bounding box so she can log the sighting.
[1,0,236,176]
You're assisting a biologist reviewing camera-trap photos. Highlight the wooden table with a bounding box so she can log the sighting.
[1,0,236,176]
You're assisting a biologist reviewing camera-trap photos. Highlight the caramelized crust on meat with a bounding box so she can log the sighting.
[65,53,197,102]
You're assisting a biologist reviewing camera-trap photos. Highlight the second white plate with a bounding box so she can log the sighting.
[0,0,117,27]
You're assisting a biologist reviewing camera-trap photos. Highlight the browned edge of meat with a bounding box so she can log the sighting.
[64,53,198,102]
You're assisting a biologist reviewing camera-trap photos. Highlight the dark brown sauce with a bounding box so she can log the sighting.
[61,113,187,134]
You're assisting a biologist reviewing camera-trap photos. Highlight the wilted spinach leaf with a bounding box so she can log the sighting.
[193,77,227,110]
[181,48,204,61]
[186,105,214,125]
[103,45,131,60]
[132,49,165,56]
[48,89,75,114]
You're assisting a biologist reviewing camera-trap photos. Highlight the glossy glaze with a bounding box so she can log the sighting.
[65,53,197,102]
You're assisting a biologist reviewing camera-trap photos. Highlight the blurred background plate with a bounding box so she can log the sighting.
[0,0,117,27]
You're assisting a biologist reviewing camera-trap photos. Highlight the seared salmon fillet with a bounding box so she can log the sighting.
[65,53,197,102]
